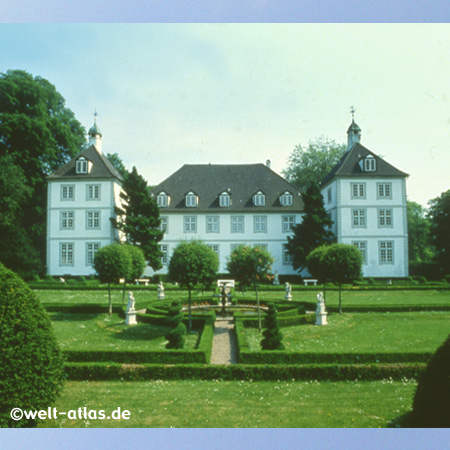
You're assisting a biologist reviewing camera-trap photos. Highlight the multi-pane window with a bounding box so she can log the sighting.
[352,241,367,265]
[157,192,169,207]
[86,243,100,265]
[60,211,74,229]
[377,183,392,199]
[253,191,265,207]
[219,192,231,207]
[230,244,240,253]
[379,241,394,264]
[207,244,220,257]
[378,209,393,227]
[185,192,197,207]
[160,244,169,265]
[352,209,366,227]
[87,184,100,200]
[184,216,197,233]
[280,191,293,207]
[86,211,101,229]
[160,217,168,233]
[254,243,268,251]
[61,185,75,200]
[254,216,267,233]
[60,243,74,266]
[282,244,293,265]
[206,216,219,233]
[364,156,376,172]
[76,158,88,174]
[231,216,244,233]
[327,187,332,204]
[351,183,366,199]
[282,215,295,232]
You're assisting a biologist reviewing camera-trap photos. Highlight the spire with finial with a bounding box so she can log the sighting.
[347,105,361,150]
[88,110,103,153]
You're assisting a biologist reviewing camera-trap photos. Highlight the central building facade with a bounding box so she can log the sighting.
[150,162,304,275]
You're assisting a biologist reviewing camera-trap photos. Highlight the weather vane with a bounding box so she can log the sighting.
[94,109,98,121]
[350,105,355,119]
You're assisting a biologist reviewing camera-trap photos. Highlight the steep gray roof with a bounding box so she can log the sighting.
[321,143,408,186]
[47,145,124,182]
[152,163,304,213]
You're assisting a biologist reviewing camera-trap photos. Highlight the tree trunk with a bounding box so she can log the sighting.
[323,282,327,307]
[122,281,126,304]
[255,283,262,332]
[338,283,342,315]
[188,288,192,332]
[108,283,112,316]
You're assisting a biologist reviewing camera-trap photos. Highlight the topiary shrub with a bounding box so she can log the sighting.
[261,303,285,351]
[410,332,450,428]
[0,263,65,428]
[165,301,186,349]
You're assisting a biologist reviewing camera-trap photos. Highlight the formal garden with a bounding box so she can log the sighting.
[20,276,449,428]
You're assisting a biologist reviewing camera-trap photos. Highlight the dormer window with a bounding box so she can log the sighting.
[219,192,231,207]
[185,191,197,208]
[76,157,89,174]
[280,191,293,207]
[363,155,376,172]
[157,192,169,208]
[253,191,265,207]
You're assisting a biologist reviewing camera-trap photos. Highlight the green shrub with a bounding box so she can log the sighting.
[410,333,450,427]
[445,275,450,284]
[0,264,65,428]
[79,276,87,283]
[261,303,285,351]
[165,301,186,349]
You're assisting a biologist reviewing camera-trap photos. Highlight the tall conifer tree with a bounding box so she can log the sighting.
[286,181,334,271]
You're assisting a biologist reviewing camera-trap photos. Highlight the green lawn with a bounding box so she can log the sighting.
[38,379,416,428]
[36,288,450,309]
[245,311,450,353]
[50,313,198,351]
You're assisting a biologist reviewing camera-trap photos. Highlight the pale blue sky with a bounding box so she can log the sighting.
[1,24,450,205]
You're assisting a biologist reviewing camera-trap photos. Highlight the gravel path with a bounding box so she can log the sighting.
[210,317,238,365]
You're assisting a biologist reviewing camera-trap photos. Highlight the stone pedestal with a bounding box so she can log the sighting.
[125,311,137,326]
[315,312,328,326]
[285,293,292,301]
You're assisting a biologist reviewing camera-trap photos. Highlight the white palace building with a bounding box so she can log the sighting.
[46,116,408,278]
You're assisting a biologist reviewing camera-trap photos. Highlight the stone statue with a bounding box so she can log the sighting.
[315,292,327,326]
[157,281,165,299]
[284,282,292,301]
[126,292,136,313]
[273,271,280,285]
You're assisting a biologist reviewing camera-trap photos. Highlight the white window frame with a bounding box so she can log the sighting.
[61,184,75,201]
[378,209,393,228]
[60,211,74,230]
[184,216,197,233]
[76,157,88,174]
[207,244,220,257]
[219,192,231,207]
[351,182,366,199]
[160,216,168,233]
[206,216,220,233]
[160,244,169,265]
[86,211,101,229]
[282,215,296,232]
[87,184,101,200]
[253,191,265,207]
[231,216,244,233]
[364,156,376,172]
[352,240,367,265]
[157,192,169,208]
[327,187,332,204]
[185,191,197,208]
[377,182,392,199]
[86,242,100,265]
[253,243,268,251]
[254,215,267,233]
[352,209,367,228]
[280,191,293,207]
[379,241,394,264]
[60,243,74,266]
[282,244,293,265]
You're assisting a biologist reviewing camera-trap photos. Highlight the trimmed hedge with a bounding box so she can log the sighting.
[64,362,426,381]
[43,303,125,315]
[235,313,315,328]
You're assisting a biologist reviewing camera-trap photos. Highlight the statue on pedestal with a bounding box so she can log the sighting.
[315,292,328,326]
[284,282,292,301]
[157,281,165,299]
[125,292,137,326]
